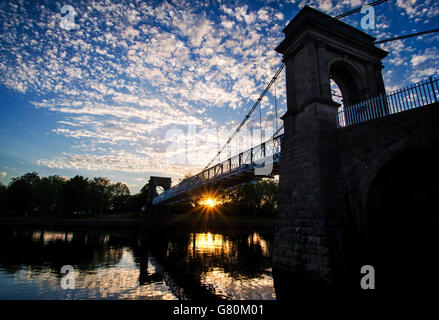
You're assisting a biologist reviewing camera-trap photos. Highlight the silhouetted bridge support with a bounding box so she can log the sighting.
[273,6,439,293]
[144,176,172,217]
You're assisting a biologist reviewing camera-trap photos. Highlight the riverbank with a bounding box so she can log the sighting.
[0,213,276,229]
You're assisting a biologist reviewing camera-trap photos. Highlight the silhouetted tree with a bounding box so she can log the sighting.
[256,180,278,215]
[111,182,130,197]
[0,171,151,216]
[6,172,40,215]
[109,182,130,213]
[0,182,6,214]
[220,179,278,216]
[60,175,91,213]
[90,177,112,215]
[36,175,67,213]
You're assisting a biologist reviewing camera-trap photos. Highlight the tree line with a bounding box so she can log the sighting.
[0,172,279,217]
[0,172,148,216]
[180,178,279,217]
[220,179,278,216]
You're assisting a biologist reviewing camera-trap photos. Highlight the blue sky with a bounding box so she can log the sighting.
[0,0,438,193]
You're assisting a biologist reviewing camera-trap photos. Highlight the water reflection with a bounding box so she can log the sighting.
[0,227,275,300]
[31,231,74,244]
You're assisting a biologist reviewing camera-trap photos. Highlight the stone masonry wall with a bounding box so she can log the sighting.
[273,102,346,283]
[337,102,439,231]
[274,102,439,285]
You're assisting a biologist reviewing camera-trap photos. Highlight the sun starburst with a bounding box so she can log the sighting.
[199,196,220,208]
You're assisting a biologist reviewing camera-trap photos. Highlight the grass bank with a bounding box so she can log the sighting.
[0,212,276,229]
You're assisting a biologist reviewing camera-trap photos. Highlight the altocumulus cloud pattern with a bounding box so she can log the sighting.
[0,0,438,192]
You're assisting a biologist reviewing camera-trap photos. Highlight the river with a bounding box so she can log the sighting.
[0,226,276,300]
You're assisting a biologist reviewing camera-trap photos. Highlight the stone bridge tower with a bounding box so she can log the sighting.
[273,6,388,289]
[144,176,171,215]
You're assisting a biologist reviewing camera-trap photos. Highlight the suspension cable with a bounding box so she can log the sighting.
[274,80,279,133]
[259,102,262,145]
[202,62,285,171]
[375,28,439,44]
[331,0,389,20]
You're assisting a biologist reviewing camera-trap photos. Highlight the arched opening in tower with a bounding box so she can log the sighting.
[330,78,345,126]
[156,186,164,195]
[330,78,343,105]
[329,61,366,126]
[363,144,439,290]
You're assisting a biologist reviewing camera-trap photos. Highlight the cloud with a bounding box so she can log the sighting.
[411,47,439,67]
[297,0,359,14]
[396,0,439,20]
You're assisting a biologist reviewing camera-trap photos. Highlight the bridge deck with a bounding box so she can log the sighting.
[153,134,283,205]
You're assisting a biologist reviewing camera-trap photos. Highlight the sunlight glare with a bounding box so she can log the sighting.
[199,196,219,208]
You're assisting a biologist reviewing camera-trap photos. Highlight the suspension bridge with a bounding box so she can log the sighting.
[145,4,439,289]
[152,74,438,206]
[152,62,286,205]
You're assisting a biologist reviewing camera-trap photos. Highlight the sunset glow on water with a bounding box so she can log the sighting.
[0,228,275,300]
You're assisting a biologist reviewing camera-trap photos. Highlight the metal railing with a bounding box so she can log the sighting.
[153,134,284,205]
[337,76,439,128]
